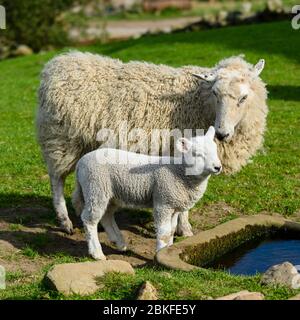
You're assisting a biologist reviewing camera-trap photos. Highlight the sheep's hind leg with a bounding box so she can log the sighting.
[168,212,179,246]
[176,211,193,237]
[50,174,73,234]
[81,205,107,260]
[101,204,127,252]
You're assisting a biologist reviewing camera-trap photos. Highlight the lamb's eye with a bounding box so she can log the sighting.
[238,95,248,105]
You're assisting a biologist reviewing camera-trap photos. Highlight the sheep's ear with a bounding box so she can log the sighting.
[176,138,192,153]
[205,126,215,140]
[192,72,216,82]
[253,59,265,76]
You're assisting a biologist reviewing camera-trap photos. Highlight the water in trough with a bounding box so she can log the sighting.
[211,238,300,275]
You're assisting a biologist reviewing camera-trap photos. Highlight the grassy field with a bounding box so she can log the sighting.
[0,20,299,299]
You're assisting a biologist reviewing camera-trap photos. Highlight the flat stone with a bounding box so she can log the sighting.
[137,281,158,300]
[45,260,135,296]
[216,290,264,300]
[289,294,300,300]
[14,45,33,56]
[261,262,300,289]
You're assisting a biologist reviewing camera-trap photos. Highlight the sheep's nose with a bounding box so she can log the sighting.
[216,132,229,141]
[214,166,222,172]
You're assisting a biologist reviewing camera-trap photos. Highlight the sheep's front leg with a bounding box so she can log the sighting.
[176,211,193,237]
[81,207,107,260]
[154,207,174,252]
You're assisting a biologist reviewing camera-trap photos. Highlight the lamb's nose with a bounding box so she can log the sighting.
[216,132,229,141]
[214,166,222,172]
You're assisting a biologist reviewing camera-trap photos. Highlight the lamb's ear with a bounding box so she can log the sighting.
[205,126,215,140]
[192,72,216,82]
[176,138,192,154]
[253,59,265,77]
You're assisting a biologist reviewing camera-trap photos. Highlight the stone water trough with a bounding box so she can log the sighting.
[156,215,300,272]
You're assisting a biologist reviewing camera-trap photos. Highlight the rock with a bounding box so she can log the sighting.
[261,262,300,289]
[0,265,5,289]
[267,0,283,12]
[234,292,265,300]
[0,45,11,60]
[83,3,96,17]
[14,45,33,56]
[70,5,82,14]
[289,294,300,300]
[241,2,252,15]
[44,260,135,296]
[217,11,228,26]
[203,14,216,26]
[216,290,264,300]
[137,281,158,300]
[112,0,142,11]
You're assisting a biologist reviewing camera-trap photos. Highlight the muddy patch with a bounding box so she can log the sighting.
[189,202,241,232]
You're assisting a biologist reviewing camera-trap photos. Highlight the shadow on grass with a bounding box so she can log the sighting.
[0,193,52,210]
[0,228,151,262]
[0,194,154,264]
[0,193,154,233]
[268,85,300,101]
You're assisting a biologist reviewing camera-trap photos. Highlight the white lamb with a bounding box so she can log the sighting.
[72,126,221,260]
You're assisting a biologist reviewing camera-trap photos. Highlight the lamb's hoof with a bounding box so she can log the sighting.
[60,219,74,235]
[117,244,127,252]
[181,230,193,237]
[91,252,107,261]
[176,228,193,237]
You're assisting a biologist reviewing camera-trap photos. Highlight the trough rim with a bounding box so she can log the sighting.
[155,214,300,271]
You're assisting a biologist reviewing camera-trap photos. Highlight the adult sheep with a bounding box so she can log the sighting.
[37,52,268,235]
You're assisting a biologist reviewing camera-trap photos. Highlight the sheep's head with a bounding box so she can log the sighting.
[193,57,265,142]
[176,126,222,176]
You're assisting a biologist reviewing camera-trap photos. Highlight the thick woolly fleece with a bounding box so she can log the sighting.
[37,52,268,177]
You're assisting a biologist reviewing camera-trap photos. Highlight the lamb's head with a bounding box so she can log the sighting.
[176,126,222,176]
[193,57,265,142]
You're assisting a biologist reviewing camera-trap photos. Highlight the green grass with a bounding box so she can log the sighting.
[0,20,299,214]
[0,20,299,299]
[1,267,299,300]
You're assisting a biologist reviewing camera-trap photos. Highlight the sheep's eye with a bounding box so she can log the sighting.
[238,95,248,105]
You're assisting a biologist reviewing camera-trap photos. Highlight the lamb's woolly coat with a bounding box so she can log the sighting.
[37,52,268,177]
[73,129,220,258]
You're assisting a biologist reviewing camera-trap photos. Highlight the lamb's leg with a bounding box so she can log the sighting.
[176,211,193,237]
[81,205,107,260]
[168,212,179,246]
[50,174,73,234]
[72,180,84,216]
[154,207,174,252]
[101,205,127,251]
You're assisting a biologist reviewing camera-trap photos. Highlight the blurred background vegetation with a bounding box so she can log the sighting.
[0,0,297,58]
